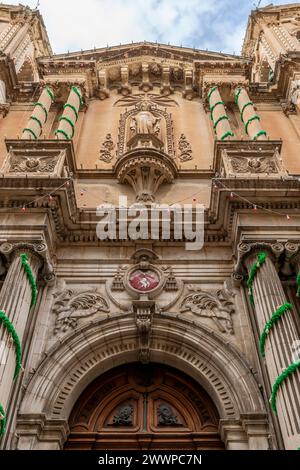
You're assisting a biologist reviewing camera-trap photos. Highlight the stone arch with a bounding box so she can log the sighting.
[16,313,268,449]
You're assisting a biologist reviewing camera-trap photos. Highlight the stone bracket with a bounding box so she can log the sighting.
[132,296,156,364]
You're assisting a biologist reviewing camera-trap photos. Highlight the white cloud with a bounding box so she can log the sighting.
[4,0,300,54]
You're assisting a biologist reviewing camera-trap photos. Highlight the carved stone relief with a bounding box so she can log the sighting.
[231,156,277,173]
[114,93,177,158]
[220,146,288,178]
[113,404,133,426]
[180,287,235,334]
[99,133,115,163]
[157,404,178,426]
[1,150,66,175]
[52,289,110,333]
[178,134,193,162]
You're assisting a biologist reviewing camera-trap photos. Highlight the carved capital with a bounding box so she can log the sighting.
[235,242,277,276]
[0,241,55,282]
[284,241,300,271]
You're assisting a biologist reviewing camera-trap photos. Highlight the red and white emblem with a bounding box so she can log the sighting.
[129,269,160,292]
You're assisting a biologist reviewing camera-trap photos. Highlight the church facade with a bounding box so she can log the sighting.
[0,2,300,450]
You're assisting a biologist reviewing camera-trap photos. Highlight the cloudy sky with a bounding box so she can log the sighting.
[6,0,298,55]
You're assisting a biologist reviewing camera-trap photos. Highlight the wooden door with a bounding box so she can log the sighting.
[65,363,224,450]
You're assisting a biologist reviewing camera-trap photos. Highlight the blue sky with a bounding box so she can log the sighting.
[6,0,299,54]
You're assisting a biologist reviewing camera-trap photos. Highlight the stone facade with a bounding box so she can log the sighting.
[0,2,300,450]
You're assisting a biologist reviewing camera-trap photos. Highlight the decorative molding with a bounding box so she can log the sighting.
[16,313,266,450]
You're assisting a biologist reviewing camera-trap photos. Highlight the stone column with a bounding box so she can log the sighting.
[235,87,267,141]
[22,86,55,140]
[0,243,42,414]
[241,243,300,450]
[55,86,83,141]
[207,86,234,141]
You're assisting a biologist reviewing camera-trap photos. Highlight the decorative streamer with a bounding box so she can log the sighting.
[210,101,225,120]
[253,130,267,141]
[213,115,229,129]
[244,115,260,135]
[207,86,217,101]
[246,252,266,305]
[234,88,241,105]
[0,404,6,437]
[0,311,21,379]
[296,271,300,297]
[72,85,83,106]
[260,303,293,357]
[20,253,37,307]
[220,131,234,141]
[270,359,300,414]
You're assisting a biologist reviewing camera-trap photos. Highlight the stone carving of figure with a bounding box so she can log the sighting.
[290,79,300,105]
[113,404,134,426]
[130,102,161,136]
[157,404,178,425]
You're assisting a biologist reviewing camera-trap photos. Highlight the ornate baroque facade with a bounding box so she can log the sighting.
[0,2,300,450]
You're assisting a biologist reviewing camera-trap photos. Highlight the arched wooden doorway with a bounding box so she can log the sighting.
[65,363,224,450]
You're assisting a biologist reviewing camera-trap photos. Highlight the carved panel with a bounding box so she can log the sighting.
[1,150,66,175]
[157,403,179,426]
[213,141,287,178]
[180,287,235,334]
[178,133,193,162]
[52,289,110,333]
[99,133,115,163]
[112,404,134,426]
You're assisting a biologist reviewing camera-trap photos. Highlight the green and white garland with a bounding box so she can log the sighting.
[0,404,5,437]
[296,271,300,297]
[259,303,293,358]
[246,251,266,305]
[247,251,300,448]
[207,86,234,140]
[20,253,37,307]
[0,311,22,379]
[0,253,37,438]
[269,360,300,414]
